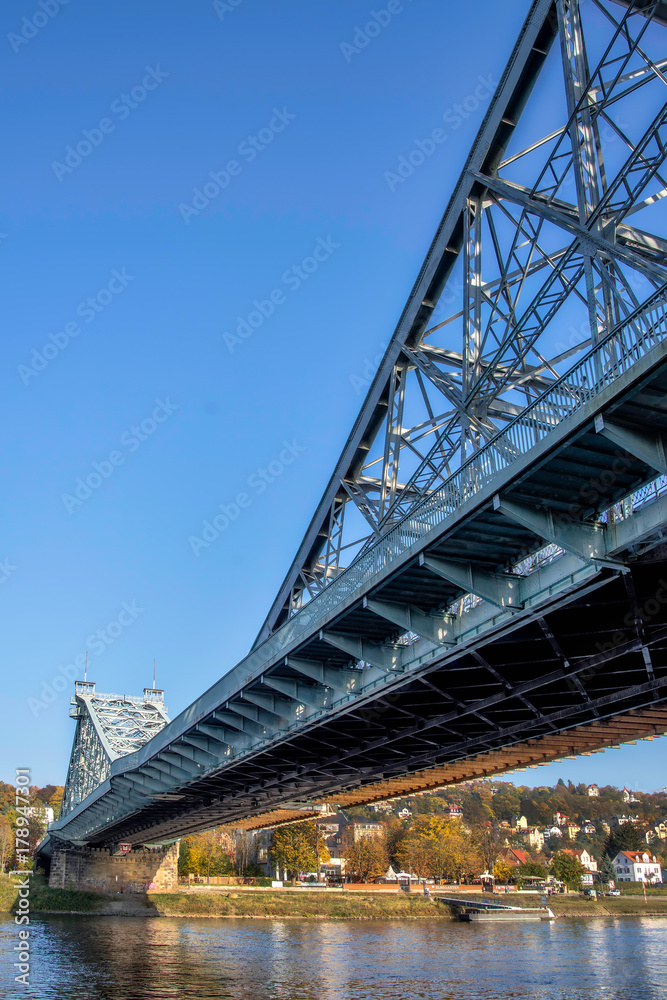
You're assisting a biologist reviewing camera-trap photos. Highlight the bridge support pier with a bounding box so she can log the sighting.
[48,838,180,894]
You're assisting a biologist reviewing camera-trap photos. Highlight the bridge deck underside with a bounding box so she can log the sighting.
[57,354,667,846]
[85,560,667,844]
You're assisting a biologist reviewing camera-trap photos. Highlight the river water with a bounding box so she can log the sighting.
[1,915,665,999]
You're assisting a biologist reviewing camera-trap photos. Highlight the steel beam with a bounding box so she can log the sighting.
[421,553,523,609]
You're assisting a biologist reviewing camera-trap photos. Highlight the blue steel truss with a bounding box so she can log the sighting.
[60,683,169,819]
[48,0,667,852]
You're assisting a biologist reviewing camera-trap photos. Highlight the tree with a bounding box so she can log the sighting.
[235,831,256,877]
[384,816,407,867]
[49,787,64,821]
[493,860,514,885]
[397,816,482,883]
[179,831,233,879]
[344,834,388,883]
[269,822,319,883]
[551,851,587,890]
[603,822,644,860]
[0,815,11,872]
[474,822,505,872]
[598,855,616,886]
[515,861,548,887]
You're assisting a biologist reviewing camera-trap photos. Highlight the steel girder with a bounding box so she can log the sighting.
[256,0,667,643]
[60,684,170,819]
[46,0,667,850]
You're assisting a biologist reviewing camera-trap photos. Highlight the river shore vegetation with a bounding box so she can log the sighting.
[2,874,667,920]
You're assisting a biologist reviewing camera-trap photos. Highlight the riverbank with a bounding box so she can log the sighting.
[2,876,667,919]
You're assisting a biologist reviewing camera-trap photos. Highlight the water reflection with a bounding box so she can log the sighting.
[1,915,665,999]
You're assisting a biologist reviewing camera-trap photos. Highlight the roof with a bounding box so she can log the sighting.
[503,847,530,865]
[617,851,657,864]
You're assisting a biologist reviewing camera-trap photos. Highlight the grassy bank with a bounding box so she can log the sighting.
[0,873,110,914]
[1,876,666,919]
[149,890,452,920]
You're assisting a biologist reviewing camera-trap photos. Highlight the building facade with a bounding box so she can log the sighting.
[612,851,663,883]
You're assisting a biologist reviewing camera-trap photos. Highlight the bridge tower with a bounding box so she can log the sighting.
[46,681,176,893]
[60,680,170,819]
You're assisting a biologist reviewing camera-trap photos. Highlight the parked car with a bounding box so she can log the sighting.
[605,889,621,896]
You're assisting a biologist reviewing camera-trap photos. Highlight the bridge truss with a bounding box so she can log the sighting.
[257,0,667,643]
[46,0,667,851]
[60,683,169,819]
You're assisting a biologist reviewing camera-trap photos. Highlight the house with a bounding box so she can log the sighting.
[612,814,635,828]
[587,784,599,798]
[621,788,640,804]
[318,812,384,856]
[511,815,528,830]
[542,825,563,840]
[516,826,544,850]
[612,850,663,883]
[26,803,54,825]
[351,820,385,841]
[651,821,667,842]
[581,821,596,835]
[565,822,581,840]
[562,847,598,873]
[561,848,597,886]
[447,804,463,820]
[398,808,412,820]
[500,847,531,868]
[554,811,569,827]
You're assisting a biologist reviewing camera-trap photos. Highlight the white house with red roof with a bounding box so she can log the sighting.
[612,850,663,883]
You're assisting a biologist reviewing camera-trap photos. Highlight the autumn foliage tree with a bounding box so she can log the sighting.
[396,817,482,883]
[179,831,234,879]
[343,833,389,883]
[269,821,329,883]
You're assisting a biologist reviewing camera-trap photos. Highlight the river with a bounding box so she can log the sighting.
[1,915,665,999]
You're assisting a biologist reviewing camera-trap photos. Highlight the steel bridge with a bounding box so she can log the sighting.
[43,0,667,854]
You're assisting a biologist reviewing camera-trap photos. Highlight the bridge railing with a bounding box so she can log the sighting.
[243,289,667,677]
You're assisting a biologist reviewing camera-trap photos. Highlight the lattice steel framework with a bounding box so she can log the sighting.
[257,0,667,644]
[60,682,170,818]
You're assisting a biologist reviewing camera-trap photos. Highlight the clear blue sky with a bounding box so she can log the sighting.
[1,0,664,793]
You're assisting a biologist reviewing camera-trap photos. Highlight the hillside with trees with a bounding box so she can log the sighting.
[0,781,64,871]
[338,779,667,884]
